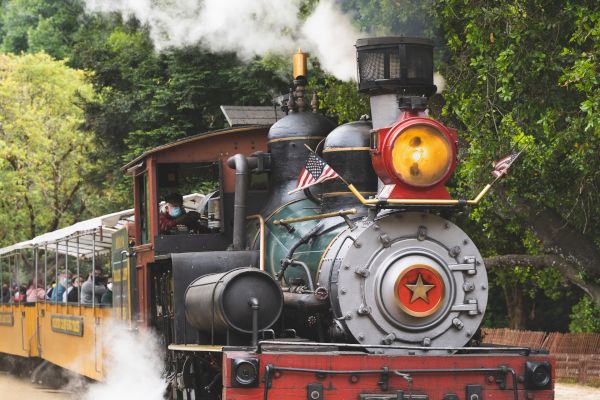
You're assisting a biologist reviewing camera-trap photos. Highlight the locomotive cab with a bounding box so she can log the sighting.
[121,126,270,328]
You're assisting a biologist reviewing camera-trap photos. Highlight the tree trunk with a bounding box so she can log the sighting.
[502,281,526,329]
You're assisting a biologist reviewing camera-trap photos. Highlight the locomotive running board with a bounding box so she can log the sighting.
[168,344,224,352]
[257,340,532,355]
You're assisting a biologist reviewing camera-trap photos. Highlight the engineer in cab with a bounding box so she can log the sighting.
[159,193,204,234]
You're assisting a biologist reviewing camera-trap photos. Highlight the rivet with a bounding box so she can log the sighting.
[357,334,365,341]
[357,305,371,315]
[463,239,469,245]
[340,288,347,294]
[481,284,487,290]
[422,337,431,346]
[449,246,461,257]
[417,225,428,241]
[452,318,464,330]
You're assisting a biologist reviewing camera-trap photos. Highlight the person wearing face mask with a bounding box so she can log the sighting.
[101,276,113,306]
[50,273,68,302]
[66,276,83,303]
[159,193,201,234]
[81,269,107,305]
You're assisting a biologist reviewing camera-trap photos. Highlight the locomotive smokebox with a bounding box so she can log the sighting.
[356,37,436,129]
[185,267,283,334]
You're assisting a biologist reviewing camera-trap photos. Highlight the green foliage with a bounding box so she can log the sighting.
[341,0,437,38]
[434,0,600,330]
[0,52,104,244]
[70,14,289,161]
[0,0,83,59]
[569,295,600,332]
[310,72,369,124]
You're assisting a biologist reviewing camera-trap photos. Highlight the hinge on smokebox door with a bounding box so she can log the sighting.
[448,256,479,275]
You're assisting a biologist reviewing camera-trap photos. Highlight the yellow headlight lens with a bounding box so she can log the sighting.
[391,125,452,187]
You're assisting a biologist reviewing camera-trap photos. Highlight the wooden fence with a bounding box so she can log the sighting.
[482,328,600,385]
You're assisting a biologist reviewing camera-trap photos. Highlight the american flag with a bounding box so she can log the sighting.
[288,152,340,195]
[492,149,523,178]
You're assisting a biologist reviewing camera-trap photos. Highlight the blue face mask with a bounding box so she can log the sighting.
[169,207,183,218]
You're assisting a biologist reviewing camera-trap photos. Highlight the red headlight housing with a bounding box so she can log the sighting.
[371,110,458,199]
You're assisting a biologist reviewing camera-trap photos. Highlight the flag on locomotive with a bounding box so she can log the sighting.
[492,149,524,178]
[288,151,340,194]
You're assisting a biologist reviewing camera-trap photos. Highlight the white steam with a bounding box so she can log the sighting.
[83,321,166,400]
[301,1,362,81]
[83,0,363,80]
[434,72,446,93]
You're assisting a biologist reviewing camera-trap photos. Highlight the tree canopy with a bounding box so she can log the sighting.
[0,52,101,244]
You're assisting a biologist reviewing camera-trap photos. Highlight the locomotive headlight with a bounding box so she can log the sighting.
[391,125,452,187]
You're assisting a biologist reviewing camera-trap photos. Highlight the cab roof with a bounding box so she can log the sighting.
[121,125,268,173]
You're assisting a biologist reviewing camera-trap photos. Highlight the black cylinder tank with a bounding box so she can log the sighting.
[321,120,378,212]
[264,111,335,214]
[185,267,283,334]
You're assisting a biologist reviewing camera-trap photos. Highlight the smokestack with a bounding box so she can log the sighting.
[355,37,436,129]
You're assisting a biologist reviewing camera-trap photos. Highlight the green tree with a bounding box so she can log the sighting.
[435,0,600,330]
[0,53,103,244]
[0,0,83,59]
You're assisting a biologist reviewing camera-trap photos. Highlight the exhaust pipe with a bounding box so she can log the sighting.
[227,154,258,250]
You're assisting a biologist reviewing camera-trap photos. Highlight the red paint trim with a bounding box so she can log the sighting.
[223,351,554,400]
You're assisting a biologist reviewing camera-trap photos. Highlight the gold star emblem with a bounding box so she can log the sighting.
[405,273,435,304]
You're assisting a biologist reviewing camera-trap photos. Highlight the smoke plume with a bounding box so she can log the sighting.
[84,0,363,81]
[82,321,166,400]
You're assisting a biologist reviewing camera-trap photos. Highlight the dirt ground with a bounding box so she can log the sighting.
[555,382,600,400]
[0,372,599,399]
[0,372,72,399]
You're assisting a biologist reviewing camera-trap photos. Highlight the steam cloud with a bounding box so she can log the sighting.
[83,321,166,400]
[84,0,364,81]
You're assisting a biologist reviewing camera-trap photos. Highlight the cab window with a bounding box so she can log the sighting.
[156,162,222,235]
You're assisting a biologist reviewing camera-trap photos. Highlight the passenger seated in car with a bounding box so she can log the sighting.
[1,283,10,303]
[159,193,202,234]
[81,269,107,305]
[101,276,113,306]
[50,274,68,302]
[26,280,46,303]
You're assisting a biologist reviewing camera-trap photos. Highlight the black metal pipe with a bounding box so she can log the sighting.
[276,223,324,282]
[249,297,259,347]
[283,291,328,310]
[227,154,258,250]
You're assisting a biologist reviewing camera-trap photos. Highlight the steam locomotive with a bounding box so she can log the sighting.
[0,37,554,400]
